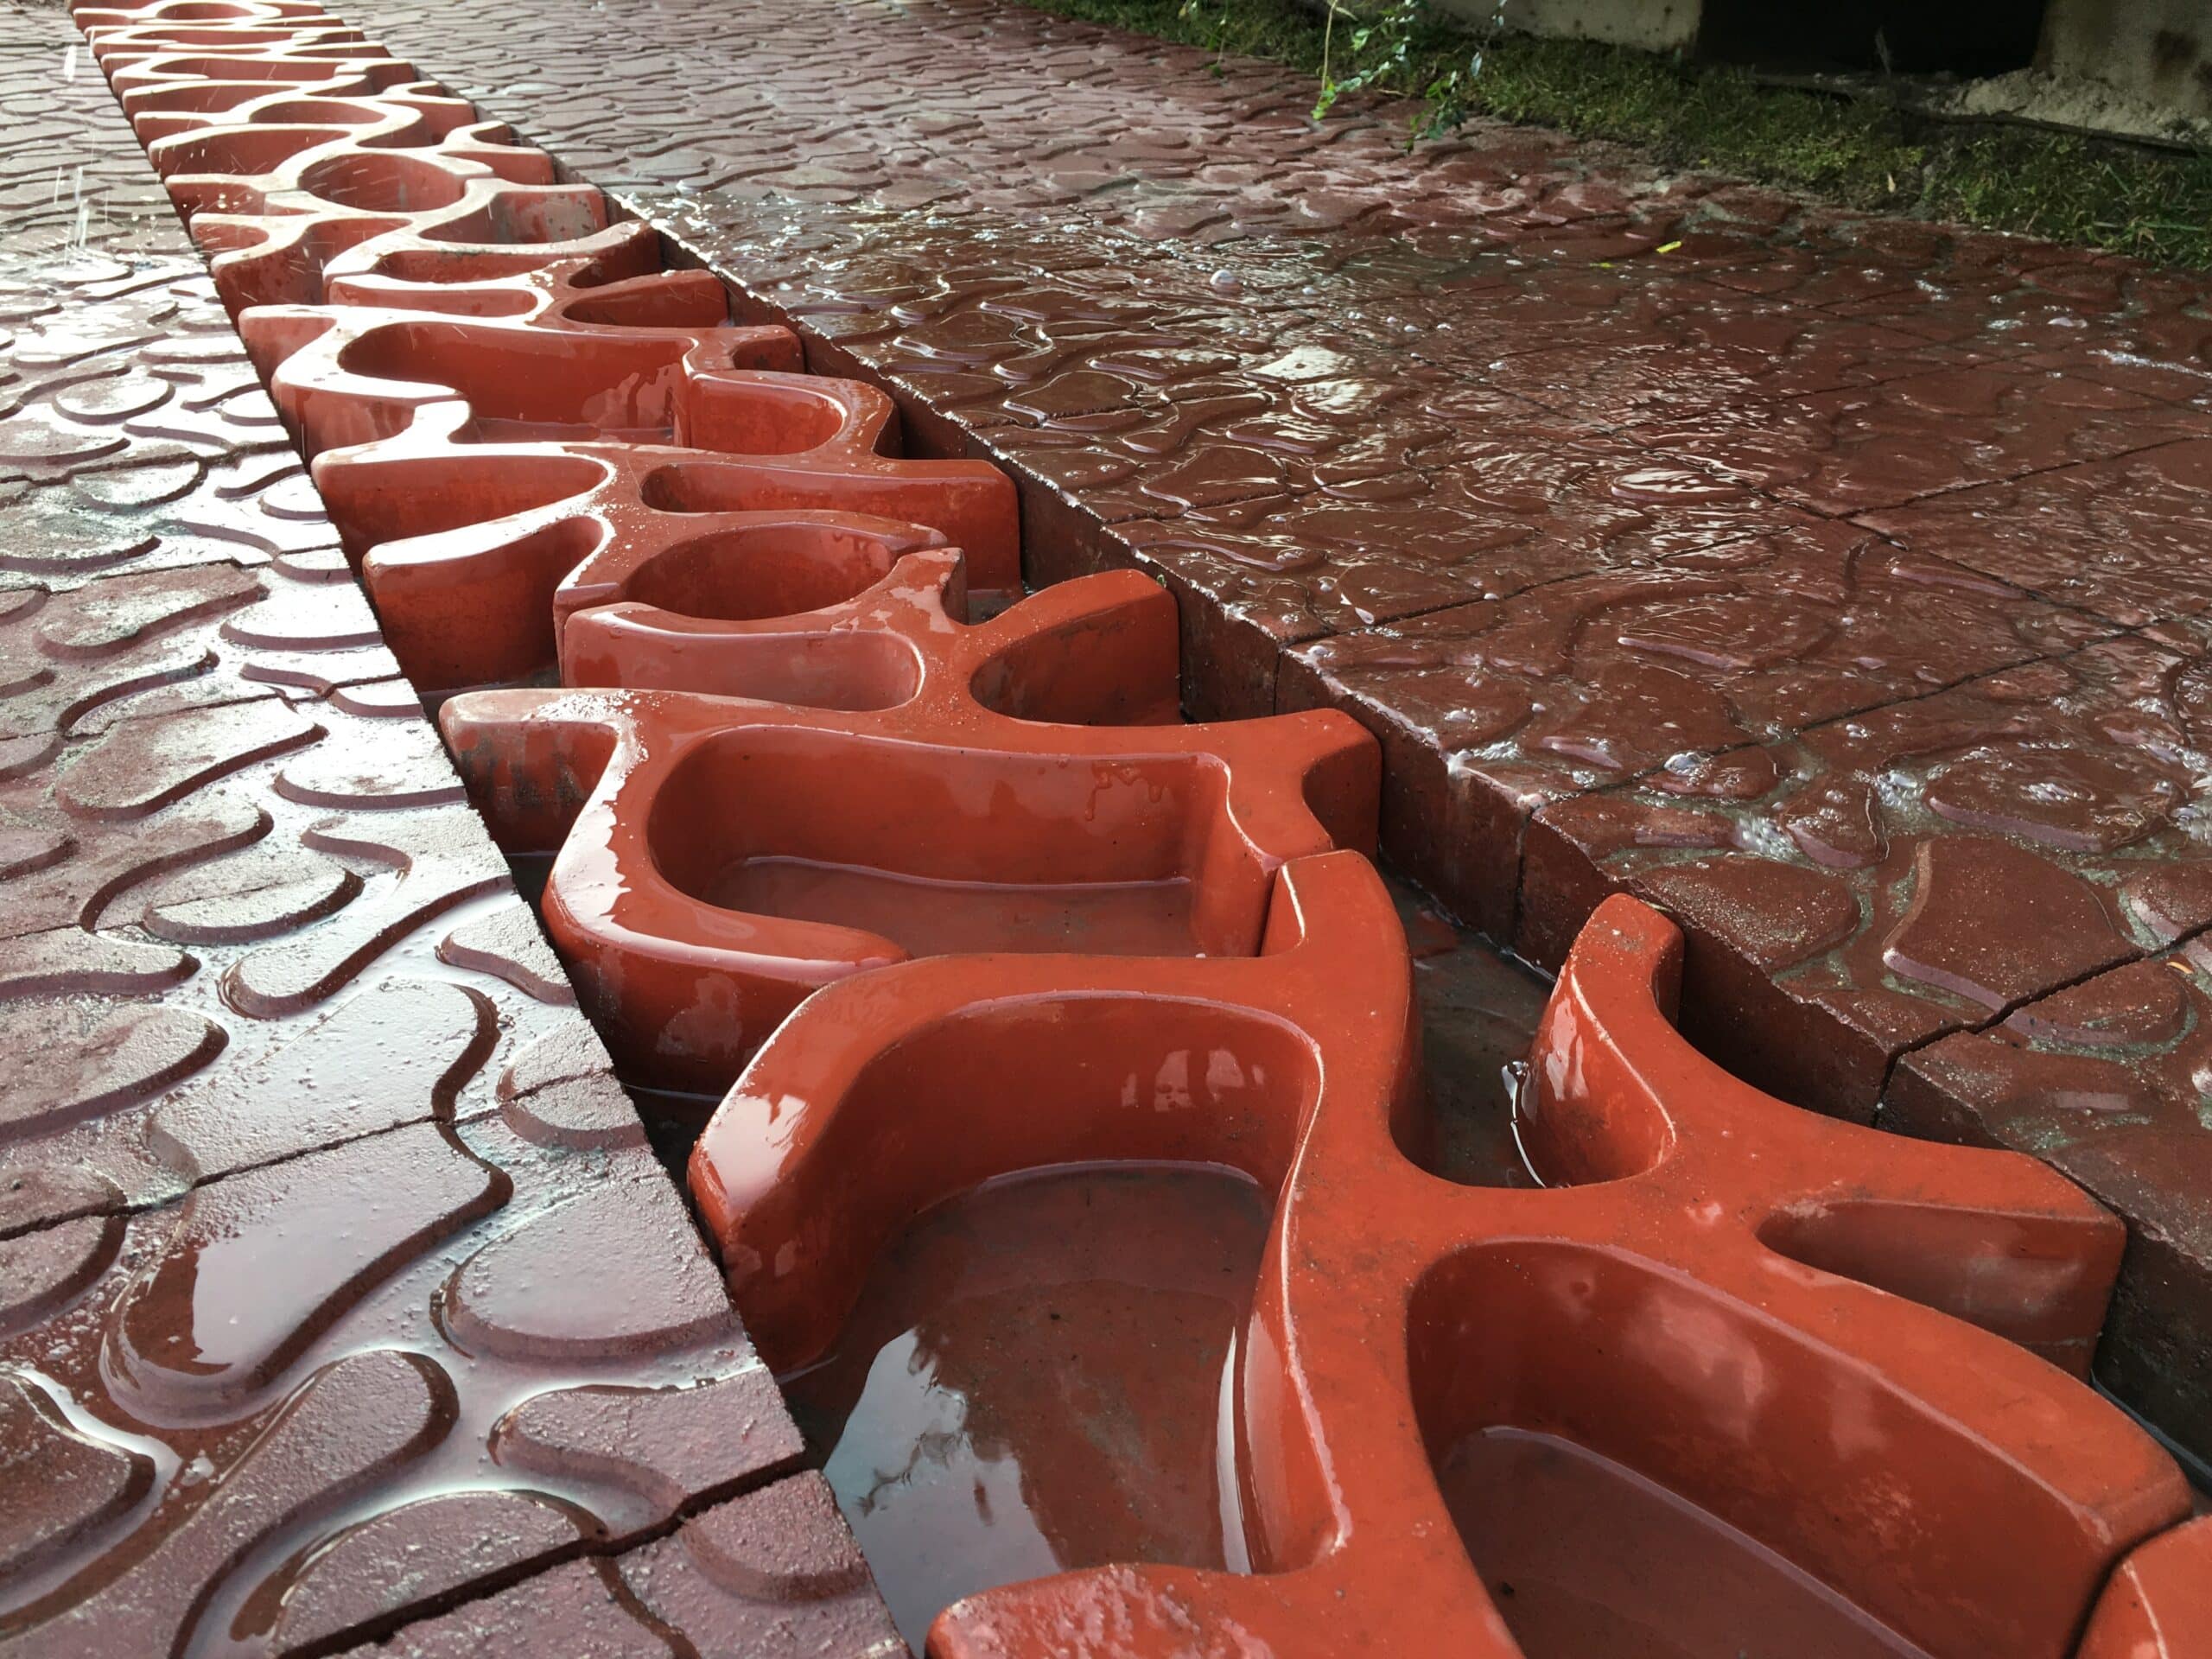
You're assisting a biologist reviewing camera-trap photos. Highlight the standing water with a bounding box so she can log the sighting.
[1440,1428,1936,1659]
[781,1164,1271,1651]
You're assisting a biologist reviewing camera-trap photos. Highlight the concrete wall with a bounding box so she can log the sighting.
[1433,0,1698,53]
[2039,0,2212,121]
[1421,0,2212,136]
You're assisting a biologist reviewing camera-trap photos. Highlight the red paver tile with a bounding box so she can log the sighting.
[1473,305,1967,427]
[1280,518,2113,935]
[336,1474,904,1658]
[1519,637,2212,1122]
[1888,939,2212,1462]
[0,293,593,1238]
[1858,438,2212,628]
[439,660,1374,1090]
[2076,1516,2212,1659]
[88,34,626,315]
[3,266,292,493]
[208,245,1025,691]
[0,18,188,261]
[54,10,2212,1648]
[1,258,342,591]
[305,419,1014,695]
[0,24,888,1649]
[0,1105,809,1655]
[692,858,2186,1657]
[559,538,1179,728]
[1084,435,1834,720]
[248,286,801,455]
[1624,359,2212,516]
[259,295,1019,607]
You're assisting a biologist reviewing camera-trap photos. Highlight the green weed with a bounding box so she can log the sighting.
[1011,0,2212,267]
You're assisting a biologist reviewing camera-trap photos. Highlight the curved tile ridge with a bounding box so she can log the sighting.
[313,407,1022,690]
[2078,1516,2212,1659]
[78,0,1023,664]
[93,23,609,314]
[693,871,2190,1658]
[256,292,1024,664]
[438,674,1376,1090]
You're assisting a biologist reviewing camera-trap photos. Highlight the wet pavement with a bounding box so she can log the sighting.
[329,0,2212,1473]
[0,5,901,1651]
[10,0,2212,1651]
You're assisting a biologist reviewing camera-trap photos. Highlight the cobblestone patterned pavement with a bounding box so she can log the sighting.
[0,3,903,1652]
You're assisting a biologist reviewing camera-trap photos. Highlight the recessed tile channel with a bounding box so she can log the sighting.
[784,1163,1272,1649]
[1440,1431,1931,1659]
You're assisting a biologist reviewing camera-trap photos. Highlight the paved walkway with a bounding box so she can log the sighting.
[334,0,2212,1467]
[7,0,2212,1646]
[0,3,901,1650]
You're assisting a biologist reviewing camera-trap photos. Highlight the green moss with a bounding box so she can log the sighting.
[1012,0,2212,268]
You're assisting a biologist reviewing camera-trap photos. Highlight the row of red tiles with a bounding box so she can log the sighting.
[54,0,2212,1654]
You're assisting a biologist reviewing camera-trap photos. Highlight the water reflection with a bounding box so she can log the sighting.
[1442,1428,1934,1659]
[783,1165,1270,1651]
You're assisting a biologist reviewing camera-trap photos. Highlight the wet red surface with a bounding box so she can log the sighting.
[329,1472,902,1656]
[1518,637,2212,1119]
[785,1166,1270,1649]
[2075,1516,2212,1659]
[694,857,2190,1656]
[438,604,1370,1090]
[26,0,2212,1652]
[1888,939,2212,1466]
[0,4,897,1649]
[1442,1430,1931,1659]
[315,0,2212,1467]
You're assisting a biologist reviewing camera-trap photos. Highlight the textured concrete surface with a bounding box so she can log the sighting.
[0,7,894,1649]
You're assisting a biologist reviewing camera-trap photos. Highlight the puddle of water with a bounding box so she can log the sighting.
[1440,1428,1935,1659]
[782,1164,1270,1652]
[708,857,1201,956]
[1395,880,1552,1189]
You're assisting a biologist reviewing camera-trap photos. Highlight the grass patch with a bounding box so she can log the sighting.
[1010,0,2212,268]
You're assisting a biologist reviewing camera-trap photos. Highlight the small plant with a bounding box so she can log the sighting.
[1312,0,1486,141]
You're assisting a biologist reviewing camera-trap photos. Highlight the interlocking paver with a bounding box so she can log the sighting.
[308,0,2212,1468]
[693,861,2188,1656]
[1279,518,2118,936]
[1519,638,2212,1126]
[0,16,893,1648]
[2076,1516,2212,1659]
[0,1110,807,1656]
[1859,438,2212,628]
[440,643,1373,1090]
[0,7,183,261]
[336,1474,906,1658]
